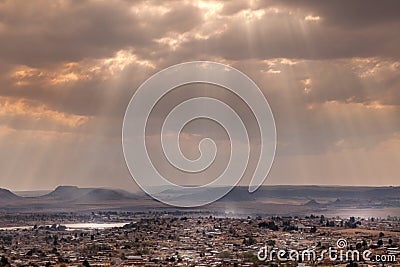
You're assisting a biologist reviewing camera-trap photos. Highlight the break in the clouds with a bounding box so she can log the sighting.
[0,0,399,190]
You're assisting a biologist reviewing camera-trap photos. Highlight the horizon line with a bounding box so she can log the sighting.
[4,184,399,193]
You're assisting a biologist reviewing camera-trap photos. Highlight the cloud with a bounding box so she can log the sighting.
[0,96,91,131]
[274,0,400,28]
[176,5,400,60]
[0,0,203,66]
[0,49,156,117]
[0,0,399,189]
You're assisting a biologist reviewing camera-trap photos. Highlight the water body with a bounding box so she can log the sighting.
[0,222,129,231]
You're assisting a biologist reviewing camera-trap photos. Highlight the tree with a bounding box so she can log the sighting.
[53,236,58,246]
[0,256,10,267]
[362,240,368,249]
[258,221,279,231]
[243,237,256,246]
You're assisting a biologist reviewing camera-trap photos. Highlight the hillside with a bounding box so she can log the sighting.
[0,185,399,216]
[0,188,22,202]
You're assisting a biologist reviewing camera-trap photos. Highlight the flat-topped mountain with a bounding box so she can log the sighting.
[40,186,92,200]
[0,186,138,209]
[158,185,400,203]
[39,185,138,202]
[0,185,399,216]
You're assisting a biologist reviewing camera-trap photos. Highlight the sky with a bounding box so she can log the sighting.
[0,0,399,191]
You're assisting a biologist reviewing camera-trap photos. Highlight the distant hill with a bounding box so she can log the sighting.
[157,185,400,205]
[0,186,138,210]
[75,188,137,202]
[38,186,138,202]
[304,199,321,206]
[224,185,400,201]
[40,186,92,201]
[0,185,399,215]
[0,188,22,202]
[251,185,400,200]
[151,185,400,217]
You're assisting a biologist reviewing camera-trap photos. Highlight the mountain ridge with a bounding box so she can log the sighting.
[0,185,138,204]
[0,185,399,215]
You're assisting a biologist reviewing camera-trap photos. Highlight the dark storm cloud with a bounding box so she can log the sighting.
[0,0,398,124]
[222,0,400,27]
[1,0,399,68]
[0,0,205,121]
[178,9,400,61]
[0,0,400,189]
[274,0,400,28]
[0,0,203,66]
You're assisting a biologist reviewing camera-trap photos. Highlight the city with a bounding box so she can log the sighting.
[0,212,399,266]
